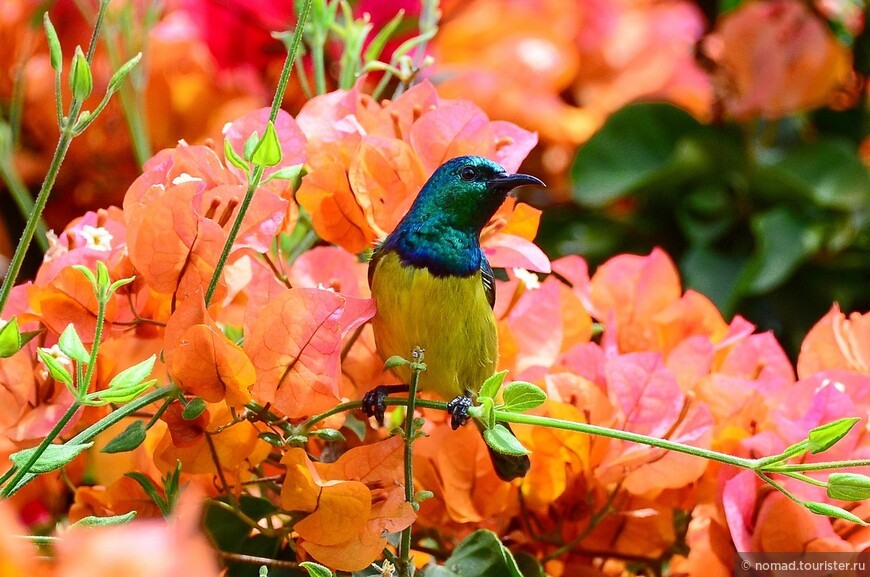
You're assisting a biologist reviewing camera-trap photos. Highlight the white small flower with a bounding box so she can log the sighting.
[81,225,113,252]
[317,282,337,293]
[513,268,541,290]
[38,344,72,379]
[171,172,203,186]
[43,230,68,262]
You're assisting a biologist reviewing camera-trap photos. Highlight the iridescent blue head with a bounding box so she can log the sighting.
[380,156,544,277]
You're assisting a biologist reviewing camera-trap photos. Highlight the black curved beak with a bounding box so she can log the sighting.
[487,172,546,195]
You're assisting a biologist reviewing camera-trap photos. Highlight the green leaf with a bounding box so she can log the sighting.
[96,261,110,289]
[182,397,208,420]
[747,208,820,294]
[299,561,333,577]
[224,137,249,172]
[501,382,546,413]
[808,417,860,454]
[313,428,345,442]
[43,13,62,72]
[827,473,870,502]
[126,472,169,516]
[106,355,156,391]
[58,324,90,363]
[107,52,142,94]
[37,348,73,385]
[69,46,93,101]
[258,432,285,447]
[72,264,96,286]
[0,317,22,357]
[769,140,870,211]
[384,354,411,370]
[101,420,147,454]
[264,163,303,183]
[425,529,524,577]
[108,276,135,294]
[479,370,507,400]
[571,103,705,207]
[251,120,282,167]
[10,442,93,474]
[204,495,278,553]
[343,413,367,442]
[483,424,531,457]
[363,9,405,62]
[69,511,137,529]
[99,379,156,405]
[514,552,546,577]
[243,131,259,161]
[804,501,868,525]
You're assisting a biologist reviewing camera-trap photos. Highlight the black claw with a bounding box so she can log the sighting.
[447,394,473,430]
[362,386,389,425]
[362,384,410,425]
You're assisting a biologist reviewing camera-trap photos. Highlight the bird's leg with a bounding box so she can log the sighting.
[362,384,410,425]
[446,393,473,430]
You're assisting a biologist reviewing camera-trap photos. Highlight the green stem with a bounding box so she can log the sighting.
[2,385,176,498]
[0,400,82,498]
[752,440,809,469]
[398,359,422,577]
[0,0,111,314]
[494,410,757,470]
[0,156,49,251]
[297,398,446,434]
[204,0,311,307]
[311,40,327,95]
[80,286,108,395]
[761,459,870,473]
[780,471,828,488]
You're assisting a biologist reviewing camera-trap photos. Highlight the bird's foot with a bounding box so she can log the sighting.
[362,384,410,425]
[446,394,473,430]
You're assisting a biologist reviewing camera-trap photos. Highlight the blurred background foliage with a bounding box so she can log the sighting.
[1,0,868,360]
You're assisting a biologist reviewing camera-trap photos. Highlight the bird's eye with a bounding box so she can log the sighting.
[459,166,477,181]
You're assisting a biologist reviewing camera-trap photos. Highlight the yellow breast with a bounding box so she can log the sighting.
[370,251,497,400]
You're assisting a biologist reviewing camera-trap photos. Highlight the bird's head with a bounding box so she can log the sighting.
[410,156,545,233]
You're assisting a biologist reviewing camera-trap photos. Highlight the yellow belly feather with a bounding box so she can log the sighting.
[370,252,497,400]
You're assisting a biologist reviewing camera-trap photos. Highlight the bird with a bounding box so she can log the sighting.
[364,155,544,481]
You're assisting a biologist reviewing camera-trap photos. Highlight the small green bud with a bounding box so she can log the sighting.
[43,13,63,72]
[107,52,142,93]
[69,46,93,101]
[250,120,282,167]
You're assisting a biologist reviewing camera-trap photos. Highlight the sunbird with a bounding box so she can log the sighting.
[364,155,544,481]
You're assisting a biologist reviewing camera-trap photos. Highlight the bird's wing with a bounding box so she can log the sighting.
[481,256,496,309]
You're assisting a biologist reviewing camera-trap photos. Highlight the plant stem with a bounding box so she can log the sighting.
[0,156,49,251]
[204,0,311,307]
[0,400,82,498]
[2,385,176,498]
[494,410,756,470]
[762,459,870,473]
[398,358,422,577]
[0,0,112,314]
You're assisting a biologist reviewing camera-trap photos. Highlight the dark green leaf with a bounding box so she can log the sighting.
[424,529,524,577]
[101,420,147,453]
[827,473,870,502]
[10,442,93,474]
[204,496,278,553]
[314,428,345,442]
[808,417,860,454]
[804,501,868,525]
[771,140,870,210]
[182,397,208,420]
[747,208,820,294]
[501,382,546,413]
[514,552,545,577]
[69,511,137,528]
[483,424,531,457]
[571,103,705,207]
[258,432,285,447]
[126,471,169,516]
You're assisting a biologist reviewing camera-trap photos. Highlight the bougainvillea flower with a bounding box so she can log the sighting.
[296,80,538,253]
[246,287,376,419]
[164,294,255,408]
[797,304,870,378]
[281,436,415,571]
[703,0,854,119]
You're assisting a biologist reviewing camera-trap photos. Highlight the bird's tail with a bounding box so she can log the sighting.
[477,421,531,481]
